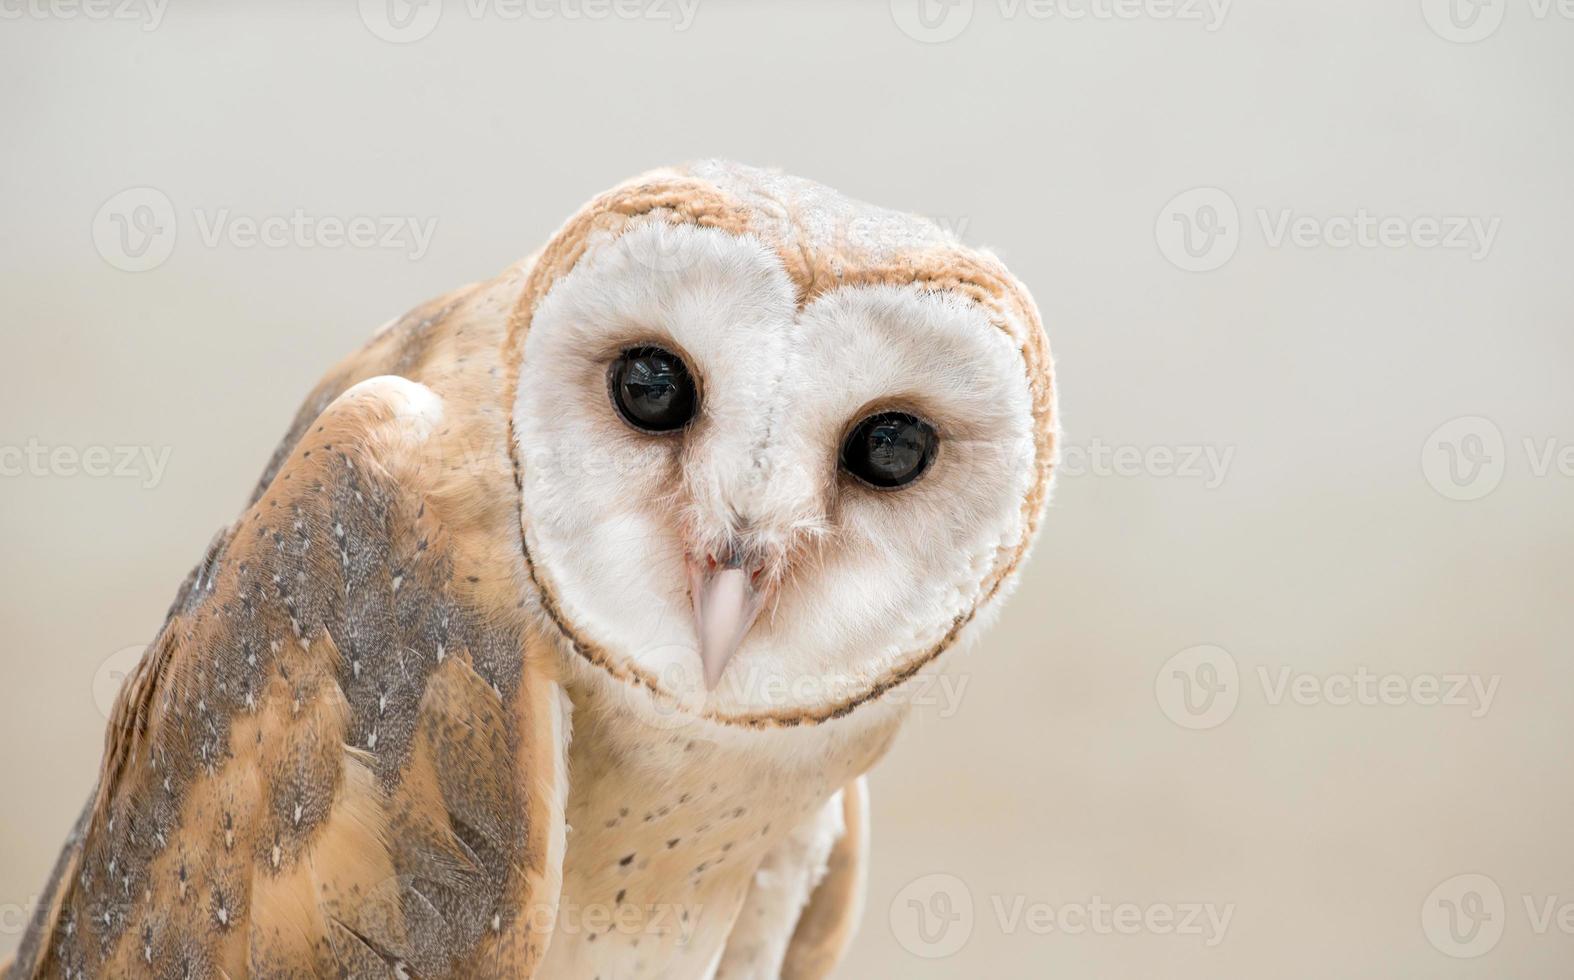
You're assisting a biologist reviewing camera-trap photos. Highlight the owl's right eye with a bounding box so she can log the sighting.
[609,346,698,433]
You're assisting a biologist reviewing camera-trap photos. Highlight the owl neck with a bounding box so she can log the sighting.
[541,654,901,971]
[558,655,903,833]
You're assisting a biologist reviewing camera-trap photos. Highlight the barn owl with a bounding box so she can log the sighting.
[4,161,1056,980]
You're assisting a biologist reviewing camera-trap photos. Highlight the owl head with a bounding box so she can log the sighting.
[506,162,1055,729]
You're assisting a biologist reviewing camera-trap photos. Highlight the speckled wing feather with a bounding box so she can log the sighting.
[7,268,568,980]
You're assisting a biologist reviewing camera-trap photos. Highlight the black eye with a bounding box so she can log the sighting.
[610,346,697,433]
[840,412,938,489]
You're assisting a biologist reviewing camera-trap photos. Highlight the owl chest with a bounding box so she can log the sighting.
[537,711,855,977]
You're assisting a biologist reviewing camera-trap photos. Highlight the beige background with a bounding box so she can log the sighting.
[3,1,1572,976]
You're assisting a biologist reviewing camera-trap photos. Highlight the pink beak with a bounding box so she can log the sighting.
[688,550,769,690]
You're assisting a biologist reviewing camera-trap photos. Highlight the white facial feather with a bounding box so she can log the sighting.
[514,218,1038,721]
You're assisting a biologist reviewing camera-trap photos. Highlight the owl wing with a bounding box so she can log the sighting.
[8,375,568,980]
[781,778,871,979]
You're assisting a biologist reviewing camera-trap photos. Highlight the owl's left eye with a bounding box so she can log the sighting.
[840,411,938,489]
[610,346,698,433]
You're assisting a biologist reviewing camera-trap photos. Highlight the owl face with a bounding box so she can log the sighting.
[510,166,1053,727]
